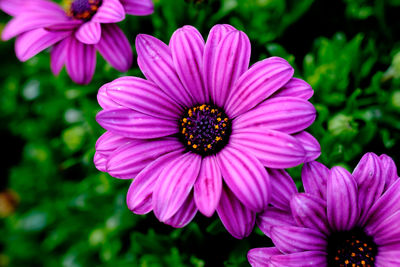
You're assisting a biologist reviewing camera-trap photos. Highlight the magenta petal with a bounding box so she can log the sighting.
[272,77,314,100]
[375,246,400,266]
[291,193,330,235]
[95,131,130,155]
[203,24,235,98]
[380,154,399,191]
[164,193,198,228]
[270,225,327,253]
[302,161,329,199]
[94,152,107,172]
[352,153,384,223]
[153,153,202,221]
[268,169,298,211]
[97,83,120,109]
[211,30,251,108]
[270,251,328,267]
[15,28,70,62]
[194,156,222,217]
[292,131,321,162]
[233,97,316,134]
[105,77,182,119]
[120,0,154,15]
[136,34,194,106]
[257,207,295,237]
[216,145,270,212]
[51,38,68,75]
[0,0,66,16]
[365,210,400,246]
[363,179,400,233]
[75,21,101,45]
[127,150,183,214]
[65,36,96,85]
[216,186,256,239]
[248,247,281,267]
[170,25,207,104]
[225,57,294,118]
[230,128,306,169]
[106,138,183,179]
[92,0,125,23]
[96,24,133,72]
[327,166,359,232]
[96,108,178,139]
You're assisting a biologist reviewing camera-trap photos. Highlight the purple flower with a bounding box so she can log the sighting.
[248,153,400,266]
[94,24,320,238]
[0,0,154,84]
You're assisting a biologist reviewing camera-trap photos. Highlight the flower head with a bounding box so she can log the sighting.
[95,24,320,238]
[0,0,154,84]
[248,153,400,266]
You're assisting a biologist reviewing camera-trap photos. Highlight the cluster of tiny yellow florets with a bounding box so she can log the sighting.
[332,236,375,267]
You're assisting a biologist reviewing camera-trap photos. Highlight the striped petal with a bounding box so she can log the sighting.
[75,21,101,45]
[153,152,202,221]
[365,210,400,246]
[270,251,328,267]
[248,247,281,267]
[97,24,132,72]
[272,77,314,100]
[225,57,294,118]
[293,131,321,162]
[164,193,198,228]
[257,207,295,237]
[120,0,154,15]
[380,154,398,191]
[95,131,131,157]
[97,83,120,109]
[51,38,68,75]
[268,169,298,211]
[302,161,330,199]
[92,0,125,23]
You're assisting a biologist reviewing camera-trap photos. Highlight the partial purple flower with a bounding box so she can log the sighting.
[95,24,320,238]
[0,0,154,84]
[248,152,400,266]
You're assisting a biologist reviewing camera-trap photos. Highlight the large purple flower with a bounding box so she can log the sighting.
[248,153,400,266]
[0,0,154,84]
[94,24,320,238]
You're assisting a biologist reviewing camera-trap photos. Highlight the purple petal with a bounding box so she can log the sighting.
[248,247,281,267]
[97,83,120,109]
[194,156,222,217]
[380,154,398,191]
[65,36,96,85]
[153,152,202,221]
[233,97,316,134]
[225,57,294,118]
[96,23,133,72]
[15,28,70,62]
[365,210,400,246]
[170,25,207,104]
[290,193,330,235]
[352,153,384,223]
[272,77,314,100]
[292,131,321,162]
[51,38,68,75]
[75,21,101,45]
[92,0,125,23]
[105,77,182,119]
[268,169,298,211]
[327,166,359,232]
[136,34,194,106]
[96,108,178,139]
[120,0,154,15]
[164,193,198,228]
[216,186,256,239]
[216,145,270,212]
[94,152,107,172]
[270,251,328,267]
[211,30,251,108]
[95,131,131,157]
[257,207,295,237]
[302,161,330,199]
[127,150,183,214]
[270,225,327,253]
[0,0,66,16]
[375,246,400,266]
[230,128,306,169]
[106,138,183,179]
[203,24,235,99]
[363,179,400,232]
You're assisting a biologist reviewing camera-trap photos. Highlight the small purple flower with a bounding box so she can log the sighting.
[248,153,400,266]
[0,0,154,84]
[95,24,320,238]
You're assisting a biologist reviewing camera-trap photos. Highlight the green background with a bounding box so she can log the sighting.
[1,0,400,266]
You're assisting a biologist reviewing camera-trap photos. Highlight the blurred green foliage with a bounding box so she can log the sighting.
[0,0,399,266]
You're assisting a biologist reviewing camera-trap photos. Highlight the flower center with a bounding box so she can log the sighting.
[69,0,102,21]
[327,228,377,267]
[178,104,231,156]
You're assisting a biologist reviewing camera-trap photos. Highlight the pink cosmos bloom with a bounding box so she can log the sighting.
[248,153,400,266]
[94,24,320,239]
[0,0,154,84]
